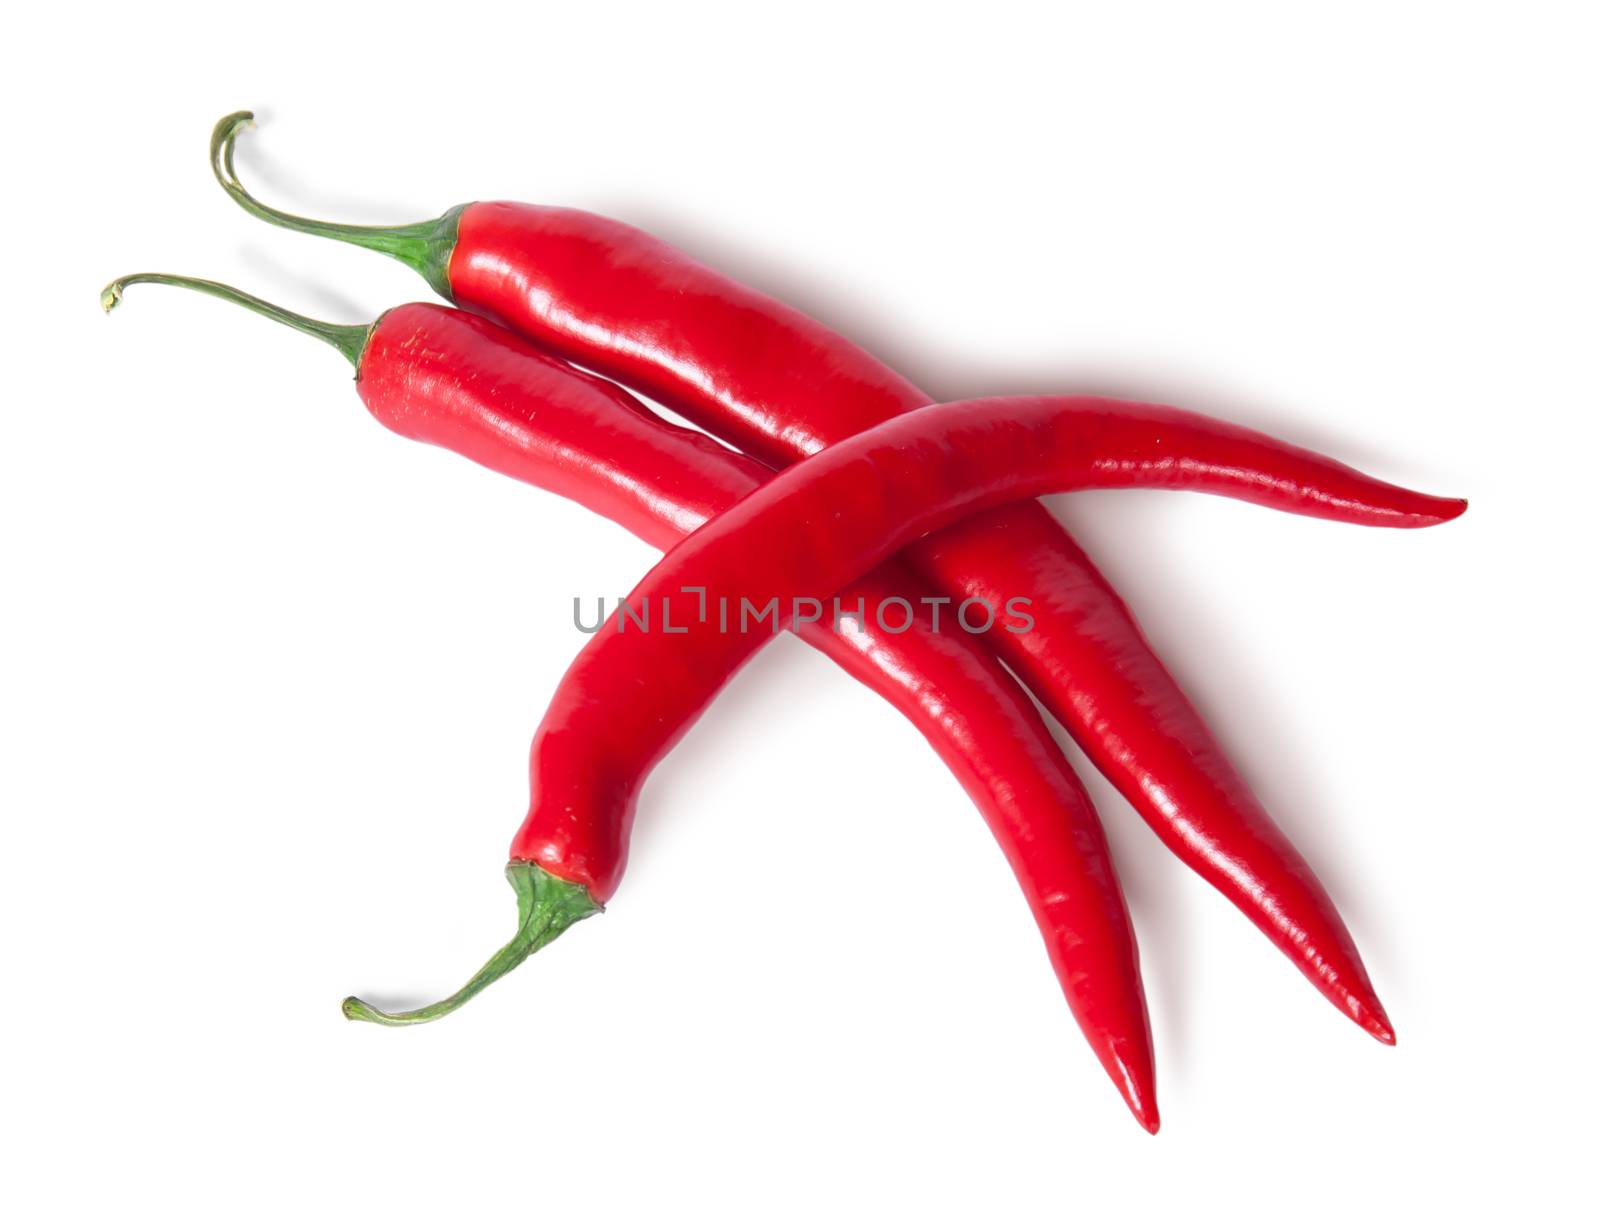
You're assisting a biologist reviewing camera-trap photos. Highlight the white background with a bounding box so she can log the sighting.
[4,2,1596,1215]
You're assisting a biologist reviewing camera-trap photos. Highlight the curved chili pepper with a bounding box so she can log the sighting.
[359,384,1460,1024]
[212,111,1458,1041]
[102,275,1160,1130]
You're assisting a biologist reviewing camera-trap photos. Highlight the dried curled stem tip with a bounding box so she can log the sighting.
[342,862,602,1027]
[341,995,408,1025]
[214,109,256,151]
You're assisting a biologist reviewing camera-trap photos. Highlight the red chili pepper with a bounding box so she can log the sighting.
[379,374,1461,1030]
[211,110,1452,1042]
[99,272,1462,1070]
[103,276,1160,1130]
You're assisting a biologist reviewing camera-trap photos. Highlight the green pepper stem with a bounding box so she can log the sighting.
[100,273,373,369]
[342,862,602,1027]
[210,111,464,300]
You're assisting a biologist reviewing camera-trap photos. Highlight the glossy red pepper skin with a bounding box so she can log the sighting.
[500,389,1460,901]
[104,277,1158,1128]
[359,306,1161,1123]
[443,204,1441,1040]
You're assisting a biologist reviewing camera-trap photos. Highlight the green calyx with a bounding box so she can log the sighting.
[210,111,464,301]
[100,273,374,370]
[342,862,602,1027]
